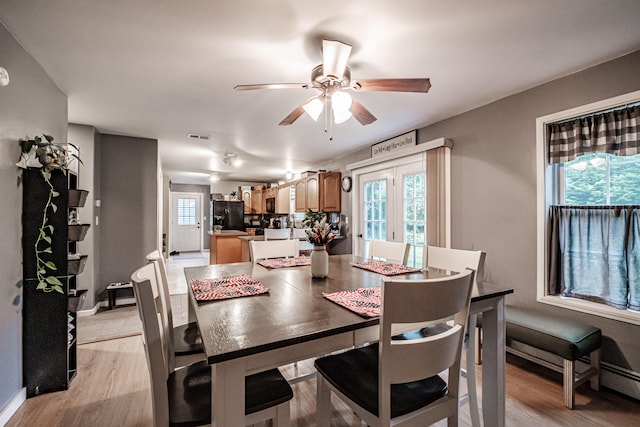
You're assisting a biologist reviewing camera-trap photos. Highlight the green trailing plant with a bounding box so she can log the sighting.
[17,134,81,293]
[302,209,326,229]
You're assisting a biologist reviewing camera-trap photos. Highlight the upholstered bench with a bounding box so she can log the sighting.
[479,305,601,409]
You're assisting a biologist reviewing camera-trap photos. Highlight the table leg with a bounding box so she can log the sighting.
[481,296,506,427]
[212,359,245,427]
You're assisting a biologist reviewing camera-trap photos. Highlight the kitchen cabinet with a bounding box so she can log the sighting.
[319,172,342,212]
[276,185,291,214]
[251,186,263,214]
[293,172,341,213]
[22,168,89,397]
[294,179,306,212]
[241,186,252,214]
[209,231,247,264]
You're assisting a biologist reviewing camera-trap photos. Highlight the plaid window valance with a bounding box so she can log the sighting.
[548,104,640,164]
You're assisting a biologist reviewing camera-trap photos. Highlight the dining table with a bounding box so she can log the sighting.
[184,254,513,427]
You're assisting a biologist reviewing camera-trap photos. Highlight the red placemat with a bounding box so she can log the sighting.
[190,274,269,301]
[323,287,381,318]
[257,256,311,269]
[350,261,421,276]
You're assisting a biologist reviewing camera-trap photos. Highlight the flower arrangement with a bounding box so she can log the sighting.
[305,217,335,246]
[17,134,81,294]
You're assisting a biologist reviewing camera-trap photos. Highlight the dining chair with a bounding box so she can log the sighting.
[314,269,475,426]
[130,263,294,427]
[145,250,203,364]
[250,239,299,262]
[424,245,487,427]
[264,228,291,240]
[369,239,410,264]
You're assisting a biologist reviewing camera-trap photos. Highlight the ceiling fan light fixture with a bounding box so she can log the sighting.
[331,91,352,113]
[223,153,238,167]
[303,96,325,121]
[334,110,352,124]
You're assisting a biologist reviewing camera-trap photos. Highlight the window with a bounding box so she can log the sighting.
[537,90,640,325]
[177,197,196,225]
[363,179,388,241]
[403,173,426,268]
[563,153,640,205]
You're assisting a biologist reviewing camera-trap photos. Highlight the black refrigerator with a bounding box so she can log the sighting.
[212,200,245,230]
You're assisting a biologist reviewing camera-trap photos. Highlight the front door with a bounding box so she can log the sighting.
[170,192,202,252]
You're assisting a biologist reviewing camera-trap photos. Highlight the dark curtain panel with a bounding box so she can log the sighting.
[548,105,640,164]
[549,206,640,310]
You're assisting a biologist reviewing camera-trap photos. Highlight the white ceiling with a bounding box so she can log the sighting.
[2,0,640,185]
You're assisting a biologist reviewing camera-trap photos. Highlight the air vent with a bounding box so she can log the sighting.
[187,133,209,140]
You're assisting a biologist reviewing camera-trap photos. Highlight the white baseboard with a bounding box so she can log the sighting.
[0,387,26,426]
[600,361,640,400]
[77,303,100,317]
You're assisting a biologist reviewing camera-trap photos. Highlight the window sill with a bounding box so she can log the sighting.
[538,295,640,326]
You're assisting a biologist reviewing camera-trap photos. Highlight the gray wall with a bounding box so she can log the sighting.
[68,124,101,308]
[329,51,640,377]
[99,134,158,297]
[0,23,67,413]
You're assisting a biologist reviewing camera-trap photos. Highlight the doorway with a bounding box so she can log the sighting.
[169,192,203,253]
[356,156,425,267]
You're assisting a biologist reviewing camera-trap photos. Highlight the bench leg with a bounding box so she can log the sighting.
[563,359,576,409]
[590,348,601,391]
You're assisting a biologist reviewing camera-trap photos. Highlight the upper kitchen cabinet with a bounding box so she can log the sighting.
[294,179,306,212]
[240,186,251,214]
[251,186,263,214]
[319,172,341,212]
[276,185,291,214]
[294,172,341,213]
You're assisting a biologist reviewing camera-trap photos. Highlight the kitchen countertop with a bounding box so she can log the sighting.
[208,230,248,236]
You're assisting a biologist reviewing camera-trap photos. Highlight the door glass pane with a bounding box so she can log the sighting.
[403,173,426,268]
[364,179,387,248]
[177,198,196,225]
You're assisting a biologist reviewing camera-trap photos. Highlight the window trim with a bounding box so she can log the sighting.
[536,89,640,326]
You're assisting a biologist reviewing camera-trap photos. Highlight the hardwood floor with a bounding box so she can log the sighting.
[7,335,640,426]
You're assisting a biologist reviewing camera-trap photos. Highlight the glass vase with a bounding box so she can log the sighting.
[311,245,329,278]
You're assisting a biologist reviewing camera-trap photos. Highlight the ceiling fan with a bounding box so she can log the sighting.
[234,40,431,130]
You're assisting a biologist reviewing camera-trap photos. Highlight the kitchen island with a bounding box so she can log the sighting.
[208,230,248,264]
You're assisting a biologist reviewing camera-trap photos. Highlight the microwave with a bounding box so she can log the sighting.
[265,197,276,213]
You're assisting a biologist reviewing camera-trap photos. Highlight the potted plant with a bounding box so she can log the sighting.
[17,134,81,293]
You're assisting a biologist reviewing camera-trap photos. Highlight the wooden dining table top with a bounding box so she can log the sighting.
[184,254,513,364]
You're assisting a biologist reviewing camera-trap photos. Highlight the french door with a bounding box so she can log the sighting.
[357,156,426,267]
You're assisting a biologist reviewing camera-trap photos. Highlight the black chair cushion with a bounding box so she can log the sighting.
[173,322,203,355]
[314,344,448,419]
[167,360,293,427]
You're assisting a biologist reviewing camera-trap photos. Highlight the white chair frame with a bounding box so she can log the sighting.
[369,239,410,264]
[131,263,291,427]
[425,245,487,427]
[264,228,291,240]
[250,239,299,262]
[316,269,475,426]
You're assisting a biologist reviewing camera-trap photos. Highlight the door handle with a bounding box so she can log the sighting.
[358,234,363,238]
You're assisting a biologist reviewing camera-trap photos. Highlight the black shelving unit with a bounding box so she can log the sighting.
[22,167,89,397]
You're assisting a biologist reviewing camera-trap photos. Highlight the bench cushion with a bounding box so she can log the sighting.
[505,306,602,361]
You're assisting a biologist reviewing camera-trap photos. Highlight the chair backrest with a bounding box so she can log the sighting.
[250,239,299,262]
[131,263,172,426]
[292,228,308,240]
[145,249,176,368]
[378,269,475,423]
[425,245,486,285]
[369,239,410,264]
[264,228,291,240]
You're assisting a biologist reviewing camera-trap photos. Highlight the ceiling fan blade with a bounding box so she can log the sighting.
[351,78,431,93]
[234,83,310,91]
[350,97,377,126]
[278,104,306,126]
[322,40,352,80]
